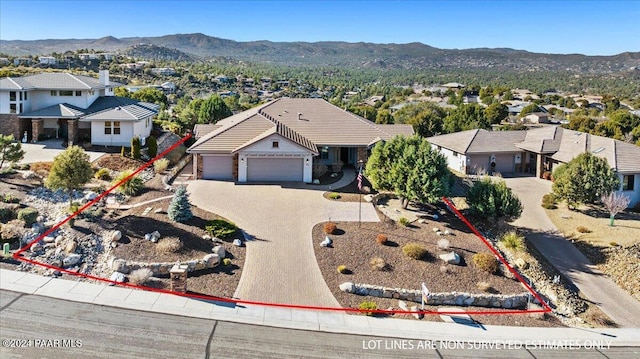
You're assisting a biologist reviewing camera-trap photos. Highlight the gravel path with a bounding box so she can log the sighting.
[186,180,379,307]
[505,176,640,327]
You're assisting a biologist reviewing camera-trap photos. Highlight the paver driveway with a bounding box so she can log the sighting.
[505,176,640,327]
[187,180,379,307]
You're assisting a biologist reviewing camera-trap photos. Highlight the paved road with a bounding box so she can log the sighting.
[2,290,636,359]
[187,178,379,307]
[505,176,640,328]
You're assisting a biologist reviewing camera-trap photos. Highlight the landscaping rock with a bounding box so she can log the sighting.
[410,305,423,319]
[363,194,373,202]
[154,208,164,214]
[109,271,126,284]
[36,215,44,223]
[111,230,122,242]
[111,258,129,273]
[43,236,55,243]
[84,192,98,201]
[63,253,81,267]
[233,239,242,247]
[515,257,529,269]
[145,233,153,241]
[398,300,408,311]
[202,234,212,241]
[151,231,161,240]
[320,236,333,247]
[212,245,226,258]
[418,219,426,224]
[21,171,36,180]
[339,282,355,293]
[439,251,460,265]
[54,235,63,246]
[64,240,77,254]
[30,242,42,253]
[203,253,220,267]
[312,179,320,184]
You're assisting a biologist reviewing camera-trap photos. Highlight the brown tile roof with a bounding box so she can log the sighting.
[188,114,274,153]
[233,122,319,154]
[193,124,222,138]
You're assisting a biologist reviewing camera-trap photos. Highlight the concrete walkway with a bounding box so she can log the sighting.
[15,139,105,165]
[186,178,379,307]
[505,176,640,328]
[2,269,638,346]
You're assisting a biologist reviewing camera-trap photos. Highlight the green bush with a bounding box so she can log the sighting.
[499,231,525,253]
[541,193,557,209]
[120,146,127,157]
[94,168,111,181]
[67,202,80,215]
[402,242,428,260]
[398,217,409,226]
[2,194,20,204]
[113,170,144,196]
[153,158,170,173]
[473,252,499,274]
[17,208,38,226]
[328,192,341,200]
[205,219,238,238]
[467,177,522,220]
[131,136,141,160]
[0,206,15,221]
[576,226,591,233]
[358,300,378,316]
[147,136,158,158]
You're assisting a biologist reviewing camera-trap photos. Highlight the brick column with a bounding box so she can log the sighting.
[0,114,21,139]
[170,265,187,293]
[232,154,239,181]
[31,119,44,142]
[195,154,203,179]
[356,147,368,165]
[67,119,78,145]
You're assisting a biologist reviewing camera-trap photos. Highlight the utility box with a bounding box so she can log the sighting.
[170,265,187,293]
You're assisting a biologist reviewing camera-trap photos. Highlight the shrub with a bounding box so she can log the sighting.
[337,265,348,274]
[113,170,144,196]
[147,136,158,158]
[222,258,232,266]
[402,242,428,260]
[542,171,552,180]
[155,237,183,254]
[324,222,337,234]
[205,219,238,238]
[609,241,618,247]
[167,186,193,223]
[369,257,390,271]
[128,268,152,285]
[120,146,126,157]
[17,208,38,226]
[376,234,388,245]
[153,158,170,173]
[576,226,591,233]
[2,194,20,203]
[94,168,111,181]
[467,177,523,220]
[0,206,15,221]
[541,202,557,209]
[67,202,80,215]
[437,238,450,250]
[477,281,493,293]
[398,217,409,226]
[358,300,377,316]
[0,220,24,241]
[328,192,341,200]
[499,231,525,253]
[473,252,499,274]
[541,193,557,209]
[131,136,141,160]
[30,161,53,173]
[312,163,328,178]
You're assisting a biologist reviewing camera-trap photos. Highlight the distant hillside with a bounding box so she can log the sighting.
[1,33,639,73]
[122,44,197,62]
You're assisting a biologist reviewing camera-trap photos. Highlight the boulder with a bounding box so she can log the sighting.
[203,253,220,267]
[212,245,226,258]
[410,305,423,319]
[111,258,129,273]
[202,234,212,241]
[439,251,460,265]
[339,282,355,293]
[398,300,408,311]
[43,236,55,243]
[21,171,36,179]
[363,194,373,202]
[144,233,153,241]
[30,242,42,253]
[109,271,126,285]
[320,236,332,247]
[233,239,242,247]
[63,253,81,267]
[151,231,161,240]
[111,230,122,242]
[36,215,45,223]
[64,240,77,254]
[154,208,164,214]
[515,257,529,269]
[418,219,426,224]
[54,235,64,246]
[84,192,98,201]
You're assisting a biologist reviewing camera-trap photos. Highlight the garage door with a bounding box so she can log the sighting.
[493,154,514,174]
[247,157,303,182]
[468,155,490,174]
[202,156,233,180]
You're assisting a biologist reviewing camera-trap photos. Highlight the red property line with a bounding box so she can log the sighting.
[13,142,550,316]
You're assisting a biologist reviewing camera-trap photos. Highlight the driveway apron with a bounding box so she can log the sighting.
[505,176,640,327]
[187,180,379,307]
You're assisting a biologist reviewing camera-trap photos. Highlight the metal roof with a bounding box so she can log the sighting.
[0,72,105,90]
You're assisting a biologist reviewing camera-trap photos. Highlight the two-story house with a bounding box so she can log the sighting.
[0,70,158,146]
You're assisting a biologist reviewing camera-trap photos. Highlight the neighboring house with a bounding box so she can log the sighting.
[442,82,465,89]
[150,67,176,76]
[428,127,640,206]
[187,98,414,183]
[38,56,57,65]
[0,70,158,146]
[13,58,32,66]
[523,112,550,124]
[0,58,9,66]
[78,53,99,61]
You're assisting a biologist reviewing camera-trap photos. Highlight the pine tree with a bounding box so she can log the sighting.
[168,186,193,222]
[147,136,158,158]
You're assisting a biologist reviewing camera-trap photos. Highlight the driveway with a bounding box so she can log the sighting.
[505,176,640,327]
[187,180,379,307]
[15,139,105,166]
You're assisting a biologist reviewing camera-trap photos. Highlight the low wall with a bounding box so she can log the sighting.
[110,253,219,276]
[340,282,529,309]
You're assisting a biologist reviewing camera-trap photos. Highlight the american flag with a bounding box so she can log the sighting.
[357,169,363,191]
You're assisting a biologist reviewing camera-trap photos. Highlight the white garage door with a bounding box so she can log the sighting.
[493,154,514,174]
[247,157,303,182]
[202,155,233,180]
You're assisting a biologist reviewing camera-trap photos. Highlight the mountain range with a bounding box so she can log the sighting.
[1,33,639,73]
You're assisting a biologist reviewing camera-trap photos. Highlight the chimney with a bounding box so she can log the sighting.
[99,70,109,86]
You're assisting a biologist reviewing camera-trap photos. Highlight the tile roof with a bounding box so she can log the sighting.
[0,72,106,90]
[466,130,527,153]
[19,96,158,122]
[189,98,414,154]
[193,124,222,138]
[18,103,85,118]
[233,122,319,154]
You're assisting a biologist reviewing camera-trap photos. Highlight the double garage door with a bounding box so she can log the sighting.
[247,157,303,182]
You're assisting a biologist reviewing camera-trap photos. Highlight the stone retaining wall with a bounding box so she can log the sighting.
[110,253,219,276]
[340,282,529,309]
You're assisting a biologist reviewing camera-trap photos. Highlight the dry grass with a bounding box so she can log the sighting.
[544,202,640,247]
[128,268,153,285]
[155,237,183,254]
[477,281,493,293]
[376,234,388,245]
[369,257,390,271]
[324,222,337,235]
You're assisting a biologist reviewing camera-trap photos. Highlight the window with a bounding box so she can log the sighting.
[19,104,23,113]
[9,104,16,114]
[19,92,22,101]
[622,175,635,191]
[75,91,81,96]
[453,151,458,157]
[59,90,73,96]
[320,147,329,160]
[89,90,94,96]
[24,92,27,100]
[113,121,121,135]
[51,90,57,96]
[272,141,279,148]
[9,91,16,101]
[104,121,111,135]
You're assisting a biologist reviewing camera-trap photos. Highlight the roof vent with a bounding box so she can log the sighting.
[297,112,302,120]
[592,147,605,154]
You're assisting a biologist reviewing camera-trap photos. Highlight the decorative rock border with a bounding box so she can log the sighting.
[110,253,219,276]
[340,282,529,309]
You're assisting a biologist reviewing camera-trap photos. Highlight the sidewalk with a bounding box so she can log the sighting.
[2,268,639,346]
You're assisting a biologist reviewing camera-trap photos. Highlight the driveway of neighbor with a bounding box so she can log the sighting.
[504,176,640,328]
[15,140,105,165]
[187,179,379,308]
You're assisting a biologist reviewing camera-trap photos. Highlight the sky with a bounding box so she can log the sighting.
[0,0,638,56]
